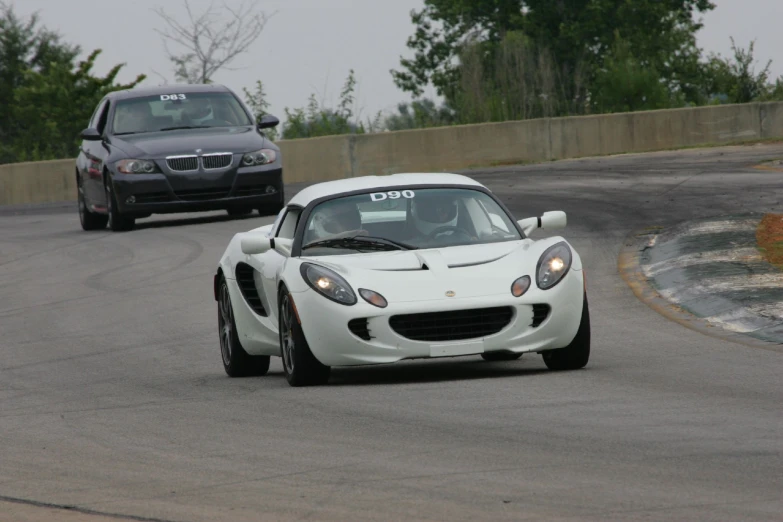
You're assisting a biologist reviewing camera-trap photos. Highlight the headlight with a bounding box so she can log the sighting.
[300,263,356,305]
[359,288,388,308]
[116,159,158,174]
[536,242,572,290]
[242,148,277,166]
[511,276,531,297]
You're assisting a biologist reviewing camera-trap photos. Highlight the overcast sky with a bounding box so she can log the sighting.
[14,0,783,123]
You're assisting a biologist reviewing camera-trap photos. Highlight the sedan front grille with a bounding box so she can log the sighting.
[389,306,513,342]
[202,153,233,170]
[166,156,198,171]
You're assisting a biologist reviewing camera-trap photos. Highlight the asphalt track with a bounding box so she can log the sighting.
[1,144,782,522]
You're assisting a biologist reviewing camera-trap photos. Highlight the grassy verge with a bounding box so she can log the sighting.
[756,213,783,269]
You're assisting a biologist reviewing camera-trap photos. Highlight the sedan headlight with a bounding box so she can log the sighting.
[536,242,572,290]
[242,148,277,166]
[116,159,158,174]
[300,263,356,305]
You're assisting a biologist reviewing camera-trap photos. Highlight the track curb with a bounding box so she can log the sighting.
[617,225,783,353]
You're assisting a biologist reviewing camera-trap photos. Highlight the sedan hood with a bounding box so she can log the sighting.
[111,126,268,158]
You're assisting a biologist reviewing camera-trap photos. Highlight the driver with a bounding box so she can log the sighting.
[410,191,461,237]
[183,97,214,124]
[308,200,364,241]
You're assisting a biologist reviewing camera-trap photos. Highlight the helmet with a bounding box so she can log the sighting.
[309,200,362,240]
[411,191,459,235]
[184,97,213,124]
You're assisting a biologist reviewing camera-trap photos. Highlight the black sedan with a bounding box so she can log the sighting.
[75,83,284,231]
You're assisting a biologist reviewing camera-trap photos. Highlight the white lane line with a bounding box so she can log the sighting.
[657,273,783,303]
[671,219,759,237]
[703,306,783,333]
[642,247,763,277]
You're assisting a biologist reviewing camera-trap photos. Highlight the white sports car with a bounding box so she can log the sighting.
[213,173,590,386]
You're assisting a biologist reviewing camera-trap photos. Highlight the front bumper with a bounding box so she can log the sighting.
[110,165,283,215]
[290,269,585,367]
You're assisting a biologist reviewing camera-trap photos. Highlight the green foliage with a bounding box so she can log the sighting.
[383,98,456,131]
[0,2,144,163]
[281,70,380,139]
[392,0,716,112]
[452,31,588,124]
[242,79,278,141]
[700,38,773,104]
[591,34,679,114]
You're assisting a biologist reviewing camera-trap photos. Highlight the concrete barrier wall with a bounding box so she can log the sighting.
[2,101,782,206]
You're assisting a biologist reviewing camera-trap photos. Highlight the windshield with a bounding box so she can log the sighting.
[111,91,253,135]
[301,187,522,256]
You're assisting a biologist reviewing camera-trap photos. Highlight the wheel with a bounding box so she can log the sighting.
[105,178,135,232]
[542,293,591,371]
[278,286,330,386]
[217,276,271,377]
[77,174,108,231]
[481,352,523,361]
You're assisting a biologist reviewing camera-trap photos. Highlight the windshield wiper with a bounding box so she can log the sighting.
[159,125,211,131]
[302,235,416,252]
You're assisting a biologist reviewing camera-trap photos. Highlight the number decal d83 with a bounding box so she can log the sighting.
[160,94,187,101]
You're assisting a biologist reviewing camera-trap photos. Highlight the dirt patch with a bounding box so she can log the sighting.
[756,213,783,269]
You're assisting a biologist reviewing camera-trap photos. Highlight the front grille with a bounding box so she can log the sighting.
[166,156,198,171]
[531,304,550,327]
[235,263,266,316]
[348,318,372,340]
[389,306,513,342]
[174,187,231,201]
[202,153,233,170]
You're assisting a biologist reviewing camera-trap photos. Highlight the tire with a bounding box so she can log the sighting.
[542,293,591,371]
[481,352,523,362]
[105,178,135,232]
[78,174,108,231]
[278,286,330,386]
[217,276,271,377]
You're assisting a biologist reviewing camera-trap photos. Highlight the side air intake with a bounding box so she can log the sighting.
[235,262,267,316]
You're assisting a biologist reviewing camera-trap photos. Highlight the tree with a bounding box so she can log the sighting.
[281,70,381,139]
[0,1,80,162]
[0,2,144,163]
[11,49,145,162]
[384,98,456,130]
[700,38,773,104]
[591,34,678,113]
[391,0,716,112]
[153,0,275,84]
[242,79,278,140]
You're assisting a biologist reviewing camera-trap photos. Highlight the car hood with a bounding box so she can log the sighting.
[111,126,268,159]
[301,239,576,303]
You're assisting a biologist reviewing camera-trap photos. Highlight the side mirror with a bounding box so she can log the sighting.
[240,235,294,256]
[80,128,102,141]
[541,211,567,229]
[517,211,567,235]
[257,114,280,129]
[241,235,272,255]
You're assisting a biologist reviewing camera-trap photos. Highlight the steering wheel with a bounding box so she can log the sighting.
[426,226,473,242]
